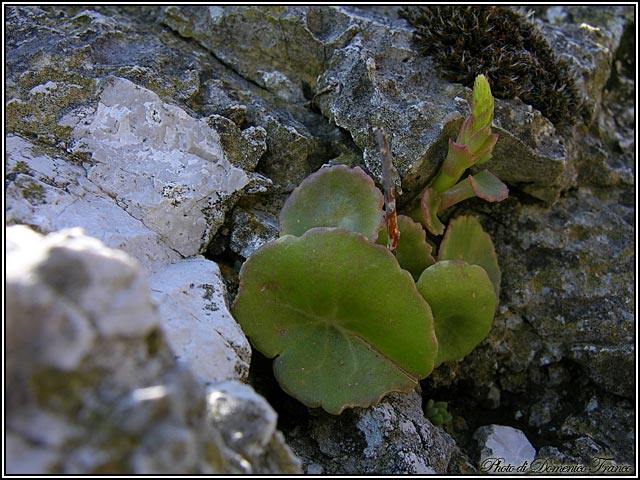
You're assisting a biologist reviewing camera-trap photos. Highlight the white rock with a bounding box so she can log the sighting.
[149,257,251,384]
[129,425,199,474]
[7,227,96,371]
[8,407,80,448]
[5,135,181,274]
[474,424,536,474]
[206,381,278,460]
[62,76,251,257]
[5,433,59,474]
[7,226,160,342]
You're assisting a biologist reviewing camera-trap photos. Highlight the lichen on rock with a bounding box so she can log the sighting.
[4,4,635,475]
[6,226,300,474]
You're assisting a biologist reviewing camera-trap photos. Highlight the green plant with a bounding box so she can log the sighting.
[425,399,453,428]
[412,75,508,236]
[231,75,508,414]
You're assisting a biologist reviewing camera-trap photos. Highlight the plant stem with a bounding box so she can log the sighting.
[376,128,399,253]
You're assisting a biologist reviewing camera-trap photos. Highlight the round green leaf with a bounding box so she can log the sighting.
[438,215,501,299]
[377,215,436,280]
[232,227,438,414]
[416,260,496,366]
[279,165,384,239]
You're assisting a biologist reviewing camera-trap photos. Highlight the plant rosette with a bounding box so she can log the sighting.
[233,167,501,414]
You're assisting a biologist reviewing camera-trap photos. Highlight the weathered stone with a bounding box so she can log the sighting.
[5,135,181,274]
[501,189,634,397]
[7,226,155,387]
[161,6,358,93]
[5,6,206,144]
[205,381,301,473]
[149,257,251,384]
[5,226,300,474]
[229,206,280,259]
[490,99,569,203]
[473,425,536,474]
[535,6,633,120]
[284,388,470,474]
[61,76,254,257]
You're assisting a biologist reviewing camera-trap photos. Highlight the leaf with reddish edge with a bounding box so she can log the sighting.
[471,132,499,165]
[439,215,502,300]
[438,178,476,212]
[438,170,508,212]
[423,169,508,236]
[430,140,476,193]
[377,215,436,280]
[469,170,509,202]
[232,227,438,414]
[466,126,497,157]
[456,114,475,146]
[279,165,384,240]
[420,188,445,236]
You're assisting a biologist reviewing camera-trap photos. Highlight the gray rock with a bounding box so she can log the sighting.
[313,8,573,202]
[5,135,181,274]
[5,226,300,474]
[149,257,252,384]
[161,6,358,93]
[535,6,633,121]
[499,188,634,399]
[61,76,254,257]
[473,425,536,474]
[285,388,471,474]
[229,206,280,259]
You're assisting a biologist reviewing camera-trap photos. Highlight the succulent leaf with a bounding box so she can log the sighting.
[416,260,496,365]
[438,177,476,212]
[438,215,501,299]
[420,188,445,236]
[279,165,384,240]
[425,399,453,427]
[430,140,475,193]
[232,227,438,414]
[471,74,494,132]
[377,215,436,280]
[468,170,509,202]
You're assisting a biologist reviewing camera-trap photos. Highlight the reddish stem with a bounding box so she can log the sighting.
[376,128,399,254]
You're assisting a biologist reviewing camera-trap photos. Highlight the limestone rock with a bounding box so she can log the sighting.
[206,381,301,473]
[61,76,253,257]
[149,257,251,384]
[473,425,536,474]
[285,388,471,474]
[5,135,180,274]
[5,226,300,474]
[161,6,358,93]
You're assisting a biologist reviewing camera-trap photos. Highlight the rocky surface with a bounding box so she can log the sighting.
[473,425,536,474]
[6,226,300,474]
[5,4,635,475]
[149,257,252,384]
[282,387,473,475]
